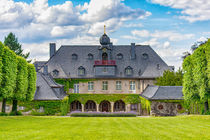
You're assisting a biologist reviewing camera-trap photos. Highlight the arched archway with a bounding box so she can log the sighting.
[99,100,111,112]
[70,100,82,111]
[102,52,108,61]
[114,100,125,112]
[85,100,96,112]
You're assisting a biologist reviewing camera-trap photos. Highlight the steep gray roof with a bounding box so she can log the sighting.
[34,72,66,100]
[46,44,172,79]
[141,85,183,100]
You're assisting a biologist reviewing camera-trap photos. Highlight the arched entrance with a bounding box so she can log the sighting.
[70,100,82,111]
[102,52,108,60]
[114,100,125,112]
[85,100,96,112]
[99,100,111,112]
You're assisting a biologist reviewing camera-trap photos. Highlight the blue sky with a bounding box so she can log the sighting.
[1,0,210,69]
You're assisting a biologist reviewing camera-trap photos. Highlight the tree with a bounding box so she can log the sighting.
[183,39,210,113]
[155,69,183,86]
[26,64,36,101]
[0,42,3,89]
[4,32,29,59]
[12,56,28,113]
[0,44,17,113]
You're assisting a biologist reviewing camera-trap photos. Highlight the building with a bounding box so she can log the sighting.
[34,28,183,116]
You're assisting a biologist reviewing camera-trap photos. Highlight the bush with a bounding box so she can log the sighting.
[30,110,45,116]
[9,111,22,116]
[70,111,137,117]
[0,112,8,116]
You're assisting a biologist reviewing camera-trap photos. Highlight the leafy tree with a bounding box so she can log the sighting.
[0,44,17,113]
[0,42,3,89]
[183,39,210,113]
[26,64,36,101]
[12,56,28,113]
[155,69,183,86]
[4,32,29,59]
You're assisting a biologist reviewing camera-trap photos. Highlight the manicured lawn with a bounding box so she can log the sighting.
[0,116,209,140]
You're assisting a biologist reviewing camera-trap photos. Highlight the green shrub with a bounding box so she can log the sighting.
[9,111,22,116]
[70,112,137,117]
[0,112,8,116]
[30,110,45,116]
[60,96,69,116]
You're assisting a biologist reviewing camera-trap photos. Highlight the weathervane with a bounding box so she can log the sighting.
[104,25,106,34]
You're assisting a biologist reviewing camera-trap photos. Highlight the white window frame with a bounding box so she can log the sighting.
[88,81,94,91]
[116,81,122,90]
[74,83,79,93]
[129,81,136,91]
[102,81,108,90]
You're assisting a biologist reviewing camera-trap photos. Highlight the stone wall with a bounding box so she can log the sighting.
[70,79,155,94]
[150,101,183,116]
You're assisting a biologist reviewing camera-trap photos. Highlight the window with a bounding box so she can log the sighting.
[129,81,135,91]
[142,53,149,59]
[102,81,108,90]
[52,69,59,76]
[88,82,94,91]
[125,66,133,76]
[177,104,182,110]
[88,53,93,60]
[157,64,160,70]
[131,104,138,111]
[103,67,107,73]
[158,104,163,110]
[78,66,85,76]
[116,53,123,60]
[72,54,78,60]
[116,81,122,90]
[74,83,79,93]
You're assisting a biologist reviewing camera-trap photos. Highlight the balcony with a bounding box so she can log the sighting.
[94,60,116,66]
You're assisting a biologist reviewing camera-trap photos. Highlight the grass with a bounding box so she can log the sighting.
[0,115,209,140]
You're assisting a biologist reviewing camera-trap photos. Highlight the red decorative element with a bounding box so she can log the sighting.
[94,60,116,65]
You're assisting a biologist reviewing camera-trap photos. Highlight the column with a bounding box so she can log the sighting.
[111,102,114,112]
[96,104,99,112]
[138,103,141,116]
[126,104,131,112]
[81,104,84,112]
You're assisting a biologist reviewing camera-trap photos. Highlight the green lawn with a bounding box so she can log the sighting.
[0,116,209,140]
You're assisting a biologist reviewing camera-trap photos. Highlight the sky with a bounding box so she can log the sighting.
[0,0,210,70]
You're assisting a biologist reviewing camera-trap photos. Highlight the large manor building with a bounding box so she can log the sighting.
[33,28,183,116]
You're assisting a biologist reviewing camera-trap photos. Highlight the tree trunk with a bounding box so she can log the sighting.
[12,99,18,114]
[1,98,6,113]
[204,101,209,113]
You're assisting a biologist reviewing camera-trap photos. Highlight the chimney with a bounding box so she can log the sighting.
[131,43,136,59]
[43,65,48,75]
[50,43,56,58]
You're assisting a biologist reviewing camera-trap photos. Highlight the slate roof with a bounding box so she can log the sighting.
[34,61,47,71]
[140,85,183,100]
[45,44,172,79]
[34,72,66,100]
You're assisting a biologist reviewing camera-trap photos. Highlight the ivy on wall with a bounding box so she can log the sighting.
[69,94,140,104]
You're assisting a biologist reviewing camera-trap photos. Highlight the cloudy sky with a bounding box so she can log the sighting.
[0,0,209,70]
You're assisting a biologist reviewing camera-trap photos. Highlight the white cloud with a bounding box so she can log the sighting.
[140,38,160,47]
[131,30,150,37]
[150,0,210,22]
[123,23,143,28]
[163,41,170,48]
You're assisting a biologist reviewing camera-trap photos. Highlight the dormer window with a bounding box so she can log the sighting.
[72,54,78,60]
[142,53,148,59]
[116,53,123,60]
[157,64,160,70]
[125,66,133,76]
[78,66,85,76]
[88,53,93,60]
[52,69,59,77]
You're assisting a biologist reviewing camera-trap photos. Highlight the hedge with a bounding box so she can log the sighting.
[70,112,137,117]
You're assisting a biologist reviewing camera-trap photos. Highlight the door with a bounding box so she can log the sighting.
[102,102,108,112]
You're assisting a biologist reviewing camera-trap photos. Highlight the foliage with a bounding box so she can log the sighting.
[14,56,28,101]
[0,112,8,116]
[26,64,36,101]
[182,39,210,113]
[0,46,17,99]
[4,32,29,59]
[70,111,137,117]
[155,69,183,86]
[0,42,3,86]
[9,111,22,116]
[69,94,140,104]
[139,96,151,112]
[60,96,69,116]
[0,116,210,139]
